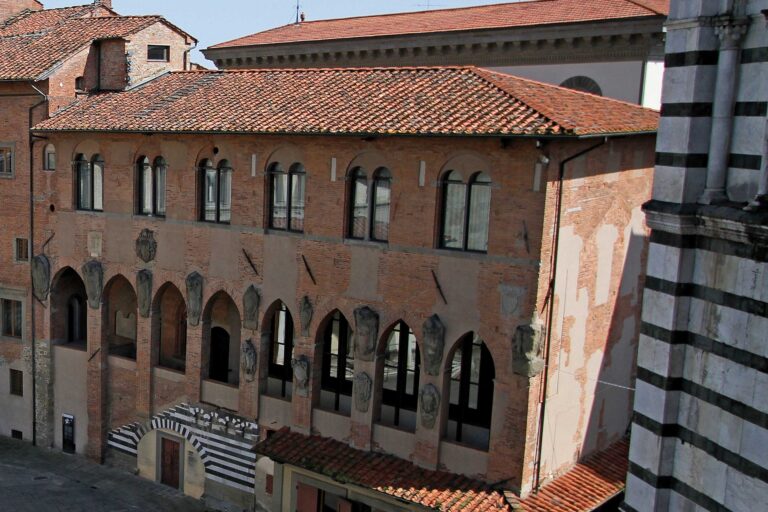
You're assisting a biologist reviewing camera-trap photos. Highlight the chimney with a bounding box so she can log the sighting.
[0,1,43,24]
[94,0,112,8]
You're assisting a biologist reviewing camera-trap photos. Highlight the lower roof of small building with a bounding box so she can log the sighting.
[255,428,630,512]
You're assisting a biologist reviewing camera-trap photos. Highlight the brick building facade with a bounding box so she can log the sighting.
[0,1,193,446]
[28,66,659,510]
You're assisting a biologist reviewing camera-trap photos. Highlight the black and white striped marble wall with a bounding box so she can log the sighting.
[107,403,259,493]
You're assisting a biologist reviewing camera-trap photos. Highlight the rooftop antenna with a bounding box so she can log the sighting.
[295,0,301,23]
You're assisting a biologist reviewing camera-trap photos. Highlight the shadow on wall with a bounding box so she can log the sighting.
[581,228,647,461]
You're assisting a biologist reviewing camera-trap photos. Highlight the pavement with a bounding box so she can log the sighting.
[0,437,216,511]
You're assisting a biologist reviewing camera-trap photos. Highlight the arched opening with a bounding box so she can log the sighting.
[376,320,420,432]
[444,333,495,450]
[440,170,491,252]
[152,283,187,372]
[559,75,603,96]
[202,292,241,385]
[104,275,137,359]
[318,310,354,415]
[268,162,305,232]
[50,267,87,349]
[265,301,294,399]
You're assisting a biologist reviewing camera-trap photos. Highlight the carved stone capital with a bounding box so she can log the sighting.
[714,17,749,50]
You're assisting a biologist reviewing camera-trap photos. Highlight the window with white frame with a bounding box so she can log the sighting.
[0,144,14,177]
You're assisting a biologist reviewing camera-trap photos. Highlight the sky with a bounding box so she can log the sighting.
[41,0,518,65]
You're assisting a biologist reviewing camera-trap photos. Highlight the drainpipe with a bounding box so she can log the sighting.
[532,137,607,492]
[28,82,48,447]
[699,4,749,204]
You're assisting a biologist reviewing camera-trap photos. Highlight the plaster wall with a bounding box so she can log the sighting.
[52,344,88,453]
[136,428,205,499]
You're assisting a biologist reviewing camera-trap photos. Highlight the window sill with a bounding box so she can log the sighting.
[315,406,351,418]
[263,391,292,402]
[0,336,23,344]
[343,238,388,248]
[441,438,490,453]
[0,173,15,180]
[76,209,104,215]
[265,228,305,238]
[374,421,416,435]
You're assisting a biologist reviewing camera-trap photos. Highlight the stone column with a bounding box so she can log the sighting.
[745,116,768,211]
[85,304,106,462]
[699,17,749,204]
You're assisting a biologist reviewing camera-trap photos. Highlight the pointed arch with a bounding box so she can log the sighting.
[316,309,354,415]
[151,282,187,372]
[103,274,138,359]
[202,291,241,385]
[443,332,495,450]
[50,266,87,348]
[262,299,295,399]
[375,319,420,432]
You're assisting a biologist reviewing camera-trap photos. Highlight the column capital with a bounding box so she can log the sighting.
[713,17,749,50]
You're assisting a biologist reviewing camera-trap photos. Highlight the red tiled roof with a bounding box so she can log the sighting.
[255,429,630,512]
[0,16,165,80]
[210,0,669,49]
[0,4,114,37]
[33,67,658,136]
[255,428,512,512]
[511,439,629,512]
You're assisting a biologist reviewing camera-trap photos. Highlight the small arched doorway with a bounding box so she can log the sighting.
[209,326,230,383]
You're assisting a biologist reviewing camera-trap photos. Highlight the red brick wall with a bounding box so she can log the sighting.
[32,130,654,491]
[125,22,192,86]
[0,0,41,23]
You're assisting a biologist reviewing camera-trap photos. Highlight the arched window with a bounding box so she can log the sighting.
[200,158,232,223]
[76,154,103,211]
[446,333,495,450]
[559,76,603,96]
[379,321,420,431]
[43,144,56,171]
[67,295,86,344]
[137,156,167,217]
[267,303,294,399]
[348,167,391,241]
[440,171,491,252]
[269,162,305,232]
[320,311,354,414]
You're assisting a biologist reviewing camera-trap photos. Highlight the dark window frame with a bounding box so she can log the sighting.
[0,143,14,177]
[380,321,420,428]
[43,144,56,171]
[320,311,353,413]
[439,171,491,253]
[199,159,232,224]
[267,303,294,399]
[9,369,23,396]
[448,334,495,447]
[268,162,306,232]
[136,156,167,217]
[2,299,22,339]
[14,238,29,262]
[147,45,170,62]
[75,154,104,212]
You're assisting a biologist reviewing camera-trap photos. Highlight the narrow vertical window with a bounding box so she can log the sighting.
[269,163,287,229]
[75,154,91,210]
[154,157,167,217]
[289,163,305,232]
[92,155,104,211]
[268,303,294,399]
[446,333,495,450]
[201,159,217,221]
[348,168,368,239]
[441,171,466,249]
[2,299,22,338]
[218,160,232,223]
[379,321,420,431]
[43,144,56,171]
[138,156,153,214]
[199,159,232,223]
[467,173,491,252]
[320,311,354,414]
[0,145,13,176]
[9,369,23,396]
[372,168,391,241]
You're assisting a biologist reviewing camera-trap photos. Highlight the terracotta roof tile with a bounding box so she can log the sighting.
[257,428,512,512]
[0,15,164,80]
[508,439,630,512]
[33,67,658,136]
[209,0,668,49]
[0,4,112,37]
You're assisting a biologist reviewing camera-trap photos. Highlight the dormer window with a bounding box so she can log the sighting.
[147,45,170,62]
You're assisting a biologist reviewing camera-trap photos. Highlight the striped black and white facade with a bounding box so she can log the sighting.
[624,1,768,511]
[107,403,259,493]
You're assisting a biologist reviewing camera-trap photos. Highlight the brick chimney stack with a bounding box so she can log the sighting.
[0,0,43,24]
[95,0,112,9]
